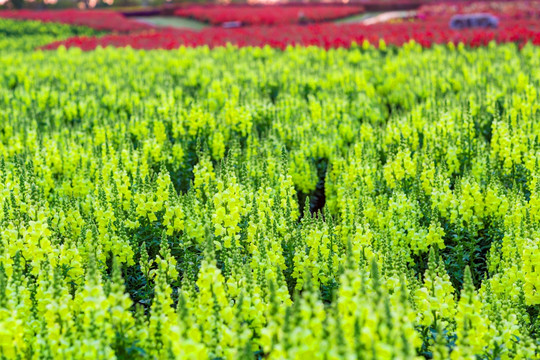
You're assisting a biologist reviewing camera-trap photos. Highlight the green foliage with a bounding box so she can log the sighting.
[0,27,538,358]
[0,19,102,51]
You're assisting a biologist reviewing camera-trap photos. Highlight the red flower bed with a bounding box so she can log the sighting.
[0,9,152,32]
[40,18,540,51]
[12,1,540,51]
[417,1,540,20]
[174,5,364,26]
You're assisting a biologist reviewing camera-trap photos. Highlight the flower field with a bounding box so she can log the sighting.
[40,19,540,50]
[0,9,540,360]
[20,1,540,51]
[417,1,540,20]
[0,9,152,32]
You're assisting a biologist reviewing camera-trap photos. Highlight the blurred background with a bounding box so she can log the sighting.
[0,0,434,10]
[2,0,536,52]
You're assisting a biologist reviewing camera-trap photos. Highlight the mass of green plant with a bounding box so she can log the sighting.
[0,26,539,359]
[0,18,101,51]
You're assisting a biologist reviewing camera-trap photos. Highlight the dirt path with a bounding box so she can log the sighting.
[337,10,416,25]
[133,16,207,30]
[360,10,416,25]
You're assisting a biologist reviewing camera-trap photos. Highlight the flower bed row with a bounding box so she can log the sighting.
[41,19,540,51]
[0,9,152,32]
[417,0,540,20]
[173,5,365,26]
